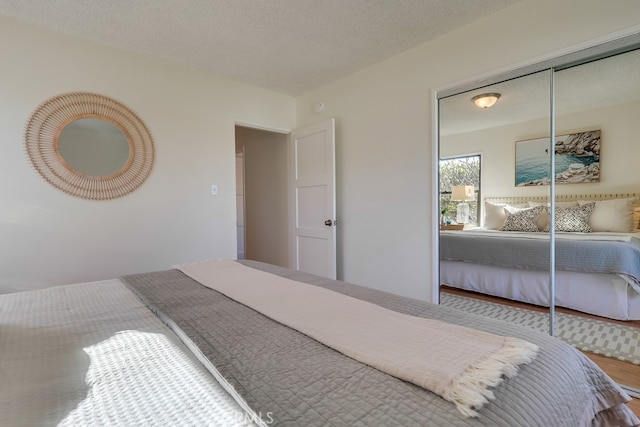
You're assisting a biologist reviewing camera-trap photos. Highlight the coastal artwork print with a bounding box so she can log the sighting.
[515,129,600,186]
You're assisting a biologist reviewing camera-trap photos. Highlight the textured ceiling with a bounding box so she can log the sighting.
[440,48,640,136]
[0,0,520,96]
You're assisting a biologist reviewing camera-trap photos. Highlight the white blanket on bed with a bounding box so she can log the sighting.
[176,259,539,417]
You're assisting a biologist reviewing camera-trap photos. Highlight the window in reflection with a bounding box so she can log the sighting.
[439,155,481,227]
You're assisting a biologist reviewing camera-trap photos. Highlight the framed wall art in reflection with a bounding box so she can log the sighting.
[515,129,600,187]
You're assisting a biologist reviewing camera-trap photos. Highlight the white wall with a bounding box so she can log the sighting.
[4,1,640,300]
[235,127,289,268]
[295,0,640,302]
[0,16,295,293]
[554,101,640,195]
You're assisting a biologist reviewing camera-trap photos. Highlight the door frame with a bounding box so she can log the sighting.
[234,119,337,277]
[234,122,290,264]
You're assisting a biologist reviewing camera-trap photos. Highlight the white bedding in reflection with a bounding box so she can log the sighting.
[447,227,640,242]
[441,260,640,320]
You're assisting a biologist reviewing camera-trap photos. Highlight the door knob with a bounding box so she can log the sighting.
[324,219,333,226]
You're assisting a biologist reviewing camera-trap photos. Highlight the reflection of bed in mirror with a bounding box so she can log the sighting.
[440,194,640,321]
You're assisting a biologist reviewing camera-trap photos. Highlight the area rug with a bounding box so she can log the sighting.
[440,292,640,365]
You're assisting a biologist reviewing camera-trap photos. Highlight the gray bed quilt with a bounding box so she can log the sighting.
[440,231,640,289]
[0,279,254,427]
[121,260,639,427]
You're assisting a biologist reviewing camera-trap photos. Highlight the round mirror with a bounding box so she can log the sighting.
[25,92,154,200]
[57,118,131,177]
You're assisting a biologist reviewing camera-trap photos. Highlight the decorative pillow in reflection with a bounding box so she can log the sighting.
[545,202,595,232]
[528,201,579,231]
[484,201,528,229]
[499,206,545,232]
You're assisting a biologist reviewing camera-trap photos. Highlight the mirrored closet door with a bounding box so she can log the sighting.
[438,70,554,336]
[436,34,640,394]
[552,46,640,393]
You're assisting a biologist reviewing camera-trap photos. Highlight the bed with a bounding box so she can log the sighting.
[440,194,640,321]
[1,259,638,426]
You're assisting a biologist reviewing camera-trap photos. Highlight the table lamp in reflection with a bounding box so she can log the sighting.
[451,185,475,224]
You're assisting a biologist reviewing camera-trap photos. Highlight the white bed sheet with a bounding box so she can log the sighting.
[454,228,640,242]
[440,260,640,320]
[0,279,257,427]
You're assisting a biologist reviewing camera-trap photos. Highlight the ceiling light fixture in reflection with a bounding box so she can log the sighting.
[472,93,501,108]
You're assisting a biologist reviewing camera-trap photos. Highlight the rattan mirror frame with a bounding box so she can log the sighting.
[25,92,154,200]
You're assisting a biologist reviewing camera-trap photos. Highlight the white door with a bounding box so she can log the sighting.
[289,119,336,279]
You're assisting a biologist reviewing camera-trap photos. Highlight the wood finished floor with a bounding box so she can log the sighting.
[440,286,640,417]
[628,398,640,418]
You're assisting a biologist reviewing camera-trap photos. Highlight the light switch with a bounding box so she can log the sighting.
[211,184,218,196]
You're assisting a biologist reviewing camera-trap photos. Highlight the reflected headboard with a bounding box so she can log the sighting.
[484,193,640,230]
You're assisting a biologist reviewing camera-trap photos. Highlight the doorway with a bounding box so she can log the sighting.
[235,150,245,259]
[234,125,289,267]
